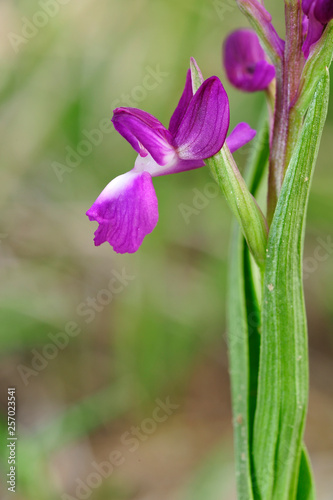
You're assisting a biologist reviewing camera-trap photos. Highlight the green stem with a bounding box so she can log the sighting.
[267,0,304,224]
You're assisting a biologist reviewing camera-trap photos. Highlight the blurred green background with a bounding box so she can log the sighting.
[0,1,332,499]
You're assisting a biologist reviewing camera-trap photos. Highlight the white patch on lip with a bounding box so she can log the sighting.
[97,171,138,202]
[133,152,177,177]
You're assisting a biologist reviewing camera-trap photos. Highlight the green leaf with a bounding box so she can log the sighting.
[227,118,269,500]
[296,446,316,500]
[252,70,329,500]
[228,228,256,500]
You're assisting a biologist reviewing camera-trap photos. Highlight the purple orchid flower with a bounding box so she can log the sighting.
[223,29,276,92]
[302,0,333,57]
[86,63,256,254]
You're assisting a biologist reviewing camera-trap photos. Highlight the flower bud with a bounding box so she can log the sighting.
[311,0,333,25]
[302,0,333,57]
[223,29,275,92]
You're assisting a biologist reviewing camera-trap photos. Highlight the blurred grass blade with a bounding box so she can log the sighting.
[20,382,132,452]
[182,442,234,500]
[253,70,329,500]
[227,118,269,499]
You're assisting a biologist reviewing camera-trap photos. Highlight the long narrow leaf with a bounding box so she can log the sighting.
[253,71,329,500]
[227,119,269,499]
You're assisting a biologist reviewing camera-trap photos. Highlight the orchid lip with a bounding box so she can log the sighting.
[86,171,159,254]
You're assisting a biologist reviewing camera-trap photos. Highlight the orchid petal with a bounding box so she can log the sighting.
[112,108,175,165]
[174,76,230,160]
[86,171,158,254]
[226,122,257,153]
[302,4,325,57]
[314,0,333,25]
[250,60,276,91]
[302,0,312,17]
[168,69,193,136]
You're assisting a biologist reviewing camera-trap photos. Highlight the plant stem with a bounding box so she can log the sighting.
[267,0,304,224]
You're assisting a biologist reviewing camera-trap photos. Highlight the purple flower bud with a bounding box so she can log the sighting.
[223,29,275,92]
[314,0,333,24]
[302,0,333,57]
[302,0,313,16]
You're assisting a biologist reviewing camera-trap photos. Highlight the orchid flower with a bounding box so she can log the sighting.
[223,29,275,92]
[86,62,256,253]
[302,0,333,57]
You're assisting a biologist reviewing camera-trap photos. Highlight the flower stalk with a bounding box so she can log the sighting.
[267,0,305,221]
[266,5,333,222]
